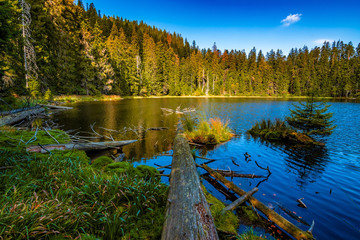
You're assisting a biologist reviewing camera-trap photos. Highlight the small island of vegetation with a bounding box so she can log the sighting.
[248,98,336,146]
[183,115,234,145]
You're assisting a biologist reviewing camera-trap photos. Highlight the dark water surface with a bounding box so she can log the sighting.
[52,98,360,240]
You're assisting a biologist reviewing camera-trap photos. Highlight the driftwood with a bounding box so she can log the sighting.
[26,140,137,153]
[161,134,218,240]
[297,198,307,208]
[0,107,44,127]
[277,203,310,226]
[221,187,259,213]
[41,104,73,110]
[215,170,265,178]
[201,164,315,240]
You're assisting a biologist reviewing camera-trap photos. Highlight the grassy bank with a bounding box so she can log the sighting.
[0,127,168,239]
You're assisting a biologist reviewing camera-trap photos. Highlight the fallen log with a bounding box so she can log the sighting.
[41,104,73,110]
[26,140,137,153]
[201,164,315,240]
[0,107,44,127]
[147,127,169,131]
[201,174,238,201]
[0,106,38,116]
[161,134,218,240]
[221,187,258,213]
[215,170,265,178]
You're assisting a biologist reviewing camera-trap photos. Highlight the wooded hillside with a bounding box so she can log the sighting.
[1,0,359,98]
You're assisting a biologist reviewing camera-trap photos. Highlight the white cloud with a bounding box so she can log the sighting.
[281,14,302,27]
[313,39,335,45]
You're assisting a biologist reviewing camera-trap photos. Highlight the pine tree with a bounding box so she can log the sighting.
[286,98,336,136]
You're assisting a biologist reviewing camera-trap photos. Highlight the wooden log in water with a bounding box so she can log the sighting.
[26,140,137,153]
[161,134,218,240]
[0,107,45,127]
[215,170,266,178]
[221,187,259,213]
[201,164,315,240]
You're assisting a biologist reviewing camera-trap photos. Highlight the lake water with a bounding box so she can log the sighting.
[52,97,360,240]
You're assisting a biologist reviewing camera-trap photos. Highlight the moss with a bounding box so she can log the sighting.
[105,161,134,174]
[135,165,159,180]
[202,185,239,234]
[91,156,114,170]
[236,205,263,226]
[0,127,70,150]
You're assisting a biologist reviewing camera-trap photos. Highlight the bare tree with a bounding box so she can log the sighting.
[21,0,38,89]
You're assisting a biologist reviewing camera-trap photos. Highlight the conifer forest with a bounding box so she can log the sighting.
[1,0,360,98]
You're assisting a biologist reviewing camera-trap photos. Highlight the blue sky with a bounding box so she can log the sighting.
[82,0,360,54]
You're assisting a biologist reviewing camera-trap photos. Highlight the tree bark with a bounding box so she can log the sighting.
[162,134,218,240]
[26,140,137,153]
[0,107,44,127]
[201,164,315,240]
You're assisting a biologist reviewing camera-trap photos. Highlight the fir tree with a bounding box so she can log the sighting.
[286,98,336,136]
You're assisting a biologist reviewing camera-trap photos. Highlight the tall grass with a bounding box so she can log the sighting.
[183,114,234,145]
[0,129,168,239]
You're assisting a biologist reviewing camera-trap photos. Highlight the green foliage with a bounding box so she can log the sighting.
[286,98,336,136]
[44,89,53,101]
[1,0,359,97]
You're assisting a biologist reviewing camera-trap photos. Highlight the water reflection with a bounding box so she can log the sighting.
[283,145,329,188]
[51,98,360,240]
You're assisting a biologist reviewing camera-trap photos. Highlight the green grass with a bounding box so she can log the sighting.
[0,129,168,239]
[183,114,234,145]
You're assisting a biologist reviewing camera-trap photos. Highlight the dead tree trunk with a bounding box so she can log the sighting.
[26,140,137,153]
[0,107,44,127]
[201,164,315,240]
[161,134,218,240]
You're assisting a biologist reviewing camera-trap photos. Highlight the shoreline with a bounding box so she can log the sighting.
[54,94,358,103]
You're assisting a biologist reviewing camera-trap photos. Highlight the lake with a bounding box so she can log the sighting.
[52,97,360,240]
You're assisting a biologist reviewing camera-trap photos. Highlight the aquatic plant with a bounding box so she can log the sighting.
[183,115,234,145]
